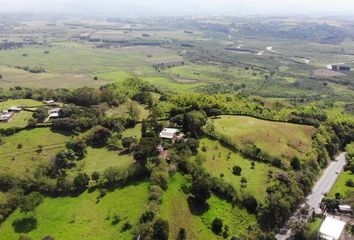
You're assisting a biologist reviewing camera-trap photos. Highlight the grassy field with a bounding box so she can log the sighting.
[202,195,257,239]
[0,99,43,109]
[0,66,106,89]
[0,42,181,74]
[199,138,277,203]
[0,128,70,177]
[211,115,316,159]
[160,173,257,240]
[0,111,32,129]
[328,171,354,202]
[122,123,142,139]
[0,182,149,240]
[0,99,44,129]
[106,101,149,122]
[75,147,135,174]
[160,173,215,240]
[141,76,204,93]
[97,70,132,83]
[0,42,182,88]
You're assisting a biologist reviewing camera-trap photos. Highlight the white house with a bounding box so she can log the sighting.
[8,106,22,112]
[319,216,346,240]
[49,108,61,118]
[43,100,55,104]
[0,112,14,122]
[338,205,352,214]
[159,128,180,142]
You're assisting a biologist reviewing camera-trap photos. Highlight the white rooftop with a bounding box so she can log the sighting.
[159,128,179,139]
[339,205,352,211]
[8,106,22,111]
[49,112,59,118]
[319,216,346,240]
[49,108,61,113]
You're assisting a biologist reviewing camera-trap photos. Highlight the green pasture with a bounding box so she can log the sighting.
[211,115,315,159]
[0,182,149,240]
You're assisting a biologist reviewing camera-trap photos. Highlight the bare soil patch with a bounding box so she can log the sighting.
[313,69,347,77]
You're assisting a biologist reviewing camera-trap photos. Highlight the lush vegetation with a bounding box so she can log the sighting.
[0,15,353,240]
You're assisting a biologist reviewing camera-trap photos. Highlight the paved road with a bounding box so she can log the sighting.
[276,153,347,240]
[306,153,347,210]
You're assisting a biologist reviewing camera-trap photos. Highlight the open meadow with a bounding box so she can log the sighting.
[0,181,149,240]
[160,173,257,240]
[75,147,135,175]
[211,115,316,160]
[0,128,70,178]
[199,138,278,203]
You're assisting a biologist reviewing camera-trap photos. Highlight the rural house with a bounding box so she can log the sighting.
[338,205,353,214]
[159,128,180,143]
[49,108,61,118]
[0,112,14,122]
[319,216,346,240]
[43,100,55,104]
[8,106,22,112]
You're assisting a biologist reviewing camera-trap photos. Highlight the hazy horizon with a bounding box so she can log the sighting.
[1,0,354,17]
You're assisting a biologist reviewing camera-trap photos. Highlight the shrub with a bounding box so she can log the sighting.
[190,178,211,203]
[242,195,258,213]
[345,179,354,187]
[91,171,100,181]
[121,221,132,232]
[140,211,154,223]
[211,218,223,235]
[177,228,187,240]
[232,166,242,176]
[153,219,169,240]
[73,173,90,192]
[150,170,169,190]
[111,212,121,225]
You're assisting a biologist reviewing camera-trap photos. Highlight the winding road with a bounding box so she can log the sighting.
[276,153,347,240]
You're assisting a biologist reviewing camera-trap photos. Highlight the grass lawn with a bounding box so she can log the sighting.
[97,70,132,83]
[308,217,322,234]
[160,173,257,240]
[141,76,205,93]
[76,147,135,174]
[0,98,43,129]
[202,195,257,239]
[328,170,354,202]
[0,99,43,109]
[0,43,181,74]
[159,173,216,240]
[122,123,142,139]
[0,111,33,129]
[106,101,149,122]
[199,138,277,203]
[0,128,71,177]
[0,182,149,240]
[0,65,105,89]
[211,115,315,159]
[0,42,181,88]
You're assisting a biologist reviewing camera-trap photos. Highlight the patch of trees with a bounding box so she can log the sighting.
[170,110,207,138]
[259,177,304,231]
[33,106,49,123]
[239,22,348,44]
[15,66,46,73]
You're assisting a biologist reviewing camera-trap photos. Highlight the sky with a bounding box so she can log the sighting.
[1,0,354,16]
